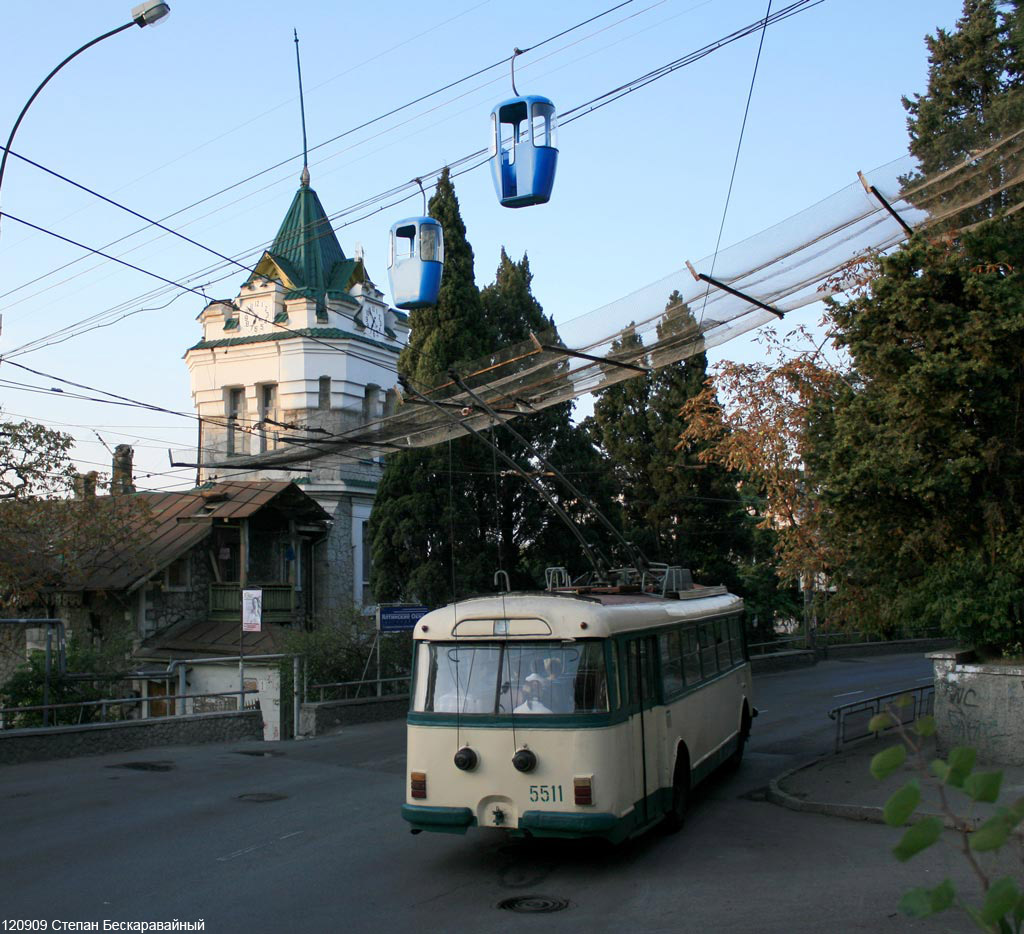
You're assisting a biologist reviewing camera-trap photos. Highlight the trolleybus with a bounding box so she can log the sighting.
[402,569,753,843]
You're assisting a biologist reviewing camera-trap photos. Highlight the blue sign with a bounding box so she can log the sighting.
[377,604,430,633]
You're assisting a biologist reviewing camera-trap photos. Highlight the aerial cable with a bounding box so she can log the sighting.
[399,375,608,580]
[4,2,818,359]
[450,371,648,572]
[0,1,637,304]
[698,0,775,328]
[3,151,255,276]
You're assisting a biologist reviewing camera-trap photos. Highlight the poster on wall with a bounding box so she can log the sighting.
[242,589,263,632]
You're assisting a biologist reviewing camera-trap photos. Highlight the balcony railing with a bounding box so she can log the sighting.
[209,583,295,622]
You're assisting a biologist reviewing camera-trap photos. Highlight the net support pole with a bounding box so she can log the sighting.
[858,170,914,237]
[685,261,785,319]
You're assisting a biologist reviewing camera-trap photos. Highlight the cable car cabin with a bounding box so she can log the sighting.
[489,96,558,208]
[388,217,444,310]
[403,580,754,844]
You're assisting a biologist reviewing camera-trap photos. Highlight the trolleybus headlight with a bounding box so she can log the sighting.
[454,746,478,771]
[512,748,537,773]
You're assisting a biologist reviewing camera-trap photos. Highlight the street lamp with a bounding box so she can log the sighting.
[0,1,171,236]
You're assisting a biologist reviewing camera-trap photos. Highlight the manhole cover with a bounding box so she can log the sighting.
[107,761,174,772]
[497,896,571,914]
[234,750,283,757]
[237,792,287,803]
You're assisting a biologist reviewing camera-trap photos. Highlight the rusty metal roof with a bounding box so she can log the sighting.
[134,617,290,661]
[82,480,330,592]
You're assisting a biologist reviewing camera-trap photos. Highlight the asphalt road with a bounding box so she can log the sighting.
[0,653,974,934]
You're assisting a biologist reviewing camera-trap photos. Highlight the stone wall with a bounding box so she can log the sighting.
[0,710,262,766]
[931,649,1024,765]
[299,694,408,737]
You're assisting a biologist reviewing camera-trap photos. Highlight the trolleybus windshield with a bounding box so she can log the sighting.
[414,641,609,716]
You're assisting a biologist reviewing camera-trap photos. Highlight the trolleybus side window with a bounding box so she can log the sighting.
[682,626,701,684]
[699,623,719,678]
[729,616,746,663]
[715,619,732,671]
[659,629,684,696]
[626,636,658,708]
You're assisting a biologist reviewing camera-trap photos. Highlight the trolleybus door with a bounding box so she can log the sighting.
[626,635,662,825]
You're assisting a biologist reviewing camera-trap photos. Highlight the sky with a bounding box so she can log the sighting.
[0,0,965,493]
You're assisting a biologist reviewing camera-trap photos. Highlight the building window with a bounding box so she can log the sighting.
[318,376,331,409]
[165,556,190,591]
[226,388,245,456]
[260,383,278,453]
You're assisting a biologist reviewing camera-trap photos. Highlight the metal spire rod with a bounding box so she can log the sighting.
[294,29,309,177]
[450,371,649,573]
[398,377,608,580]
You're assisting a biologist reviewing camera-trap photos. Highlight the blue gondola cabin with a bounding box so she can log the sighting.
[388,217,444,310]
[489,95,558,208]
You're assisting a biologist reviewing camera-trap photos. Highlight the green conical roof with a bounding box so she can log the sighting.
[246,176,352,304]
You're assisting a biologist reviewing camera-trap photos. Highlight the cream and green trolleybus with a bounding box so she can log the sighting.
[402,568,754,843]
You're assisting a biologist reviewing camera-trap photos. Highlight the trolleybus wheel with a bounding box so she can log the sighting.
[664,748,690,833]
[727,707,751,771]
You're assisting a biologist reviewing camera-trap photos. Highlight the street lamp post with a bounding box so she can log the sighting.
[0,1,171,236]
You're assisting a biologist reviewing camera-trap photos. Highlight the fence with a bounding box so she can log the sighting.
[309,676,411,703]
[828,683,935,753]
[0,688,261,730]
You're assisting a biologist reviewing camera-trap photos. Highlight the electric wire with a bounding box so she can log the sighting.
[0,0,639,311]
[2,2,817,362]
[698,0,774,327]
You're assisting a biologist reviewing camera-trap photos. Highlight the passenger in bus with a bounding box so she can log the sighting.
[514,674,552,714]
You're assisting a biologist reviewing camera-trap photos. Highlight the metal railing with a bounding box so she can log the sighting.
[309,676,410,703]
[828,683,935,753]
[208,583,294,621]
[0,688,260,731]
[747,628,945,657]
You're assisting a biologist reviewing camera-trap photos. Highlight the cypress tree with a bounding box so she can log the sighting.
[588,294,753,588]
[370,169,497,606]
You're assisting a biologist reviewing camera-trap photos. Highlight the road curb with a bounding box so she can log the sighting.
[766,757,887,823]
[766,756,967,829]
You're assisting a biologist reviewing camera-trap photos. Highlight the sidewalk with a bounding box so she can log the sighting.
[768,735,1024,826]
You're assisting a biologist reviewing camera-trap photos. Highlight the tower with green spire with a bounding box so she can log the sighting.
[184,168,409,615]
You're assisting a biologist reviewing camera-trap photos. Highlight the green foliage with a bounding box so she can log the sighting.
[280,606,412,696]
[0,626,135,727]
[870,743,907,780]
[872,711,1024,932]
[868,711,895,733]
[885,779,922,827]
[587,294,767,599]
[892,816,944,862]
[899,879,955,918]
[966,771,1004,804]
[812,219,1024,649]
[370,176,618,605]
[903,1,1024,225]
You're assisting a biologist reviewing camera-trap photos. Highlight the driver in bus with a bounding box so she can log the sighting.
[514,673,552,714]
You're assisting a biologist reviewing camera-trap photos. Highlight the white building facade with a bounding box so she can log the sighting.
[184,169,408,616]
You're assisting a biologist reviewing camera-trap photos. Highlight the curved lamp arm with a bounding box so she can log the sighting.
[0,2,170,235]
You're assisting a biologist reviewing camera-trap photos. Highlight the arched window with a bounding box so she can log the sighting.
[318,376,331,409]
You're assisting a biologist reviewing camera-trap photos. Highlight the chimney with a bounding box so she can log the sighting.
[111,445,135,496]
[73,471,98,499]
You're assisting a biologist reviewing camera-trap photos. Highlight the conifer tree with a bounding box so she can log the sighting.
[370,169,497,606]
[587,294,753,589]
[903,1,1024,221]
